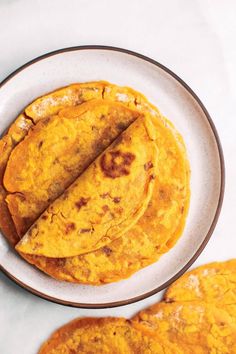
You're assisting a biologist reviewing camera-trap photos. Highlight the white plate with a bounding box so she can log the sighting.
[0,46,224,308]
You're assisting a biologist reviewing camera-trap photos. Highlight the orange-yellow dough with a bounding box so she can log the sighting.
[4,100,141,237]
[133,261,236,353]
[21,115,189,284]
[0,114,33,245]
[25,81,162,122]
[38,317,180,354]
[0,81,190,284]
[0,81,163,246]
[133,301,236,354]
[16,116,158,258]
[38,259,236,354]
[164,260,236,313]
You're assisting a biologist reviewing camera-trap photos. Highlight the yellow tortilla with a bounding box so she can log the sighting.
[25,81,106,121]
[0,81,190,284]
[38,317,174,354]
[25,81,162,122]
[4,100,140,237]
[22,115,189,284]
[16,115,158,257]
[164,260,236,308]
[0,114,33,245]
[0,81,163,246]
[38,259,236,354]
[133,301,236,354]
[133,261,236,352]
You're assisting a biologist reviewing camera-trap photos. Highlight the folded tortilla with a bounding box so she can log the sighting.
[4,100,141,237]
[0,81,190,284]
[0,81,164,246]
[0,114,34,245]
[16,115,158,257]
[0,81,163,246]
[22,115,190,284]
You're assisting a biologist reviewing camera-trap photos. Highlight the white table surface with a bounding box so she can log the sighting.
[0,0,235,353]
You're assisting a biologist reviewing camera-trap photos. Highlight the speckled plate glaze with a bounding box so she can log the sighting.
[0,46,224,308]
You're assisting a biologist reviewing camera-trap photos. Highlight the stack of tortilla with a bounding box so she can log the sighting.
[0,81,190,284]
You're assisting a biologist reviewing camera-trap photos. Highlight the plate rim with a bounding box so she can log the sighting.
[0,45,225,309]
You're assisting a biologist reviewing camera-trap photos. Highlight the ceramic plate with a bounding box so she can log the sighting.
[0,46,224,308]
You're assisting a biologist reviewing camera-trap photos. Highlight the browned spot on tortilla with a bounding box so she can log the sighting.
[1,141,8,153]
[113,197,121,203]
[38,140,43,149]
[102,205,109,212]
[102,246,112,256]
[100,150,135,178]
[159,189,165,199]
[32,241,43,251]
[144,161,153,171]
[44,257,66,267]
[41,215,48,220]
[98,204,110,217]
[53,157,60,165]
[114,207,123,215]
[74,91,84,105]
[55,258,66,267]
[75,197,90,211]
[92,126,111,153]
[48,182,61,196]
[100,192,110,199]
[116,121,128,131]
[79,228,93,234]
[159,188,169,201]
[65,222,76,234]
[28,223,38,237]
[43,117,50,126]
[63,165,74,173]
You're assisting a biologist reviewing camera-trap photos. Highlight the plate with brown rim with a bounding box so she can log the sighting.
[0,46,224,308]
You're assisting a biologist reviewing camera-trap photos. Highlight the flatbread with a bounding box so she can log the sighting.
[22,115,190,284]
[25,81,162,122]
[133,301,236,354]
[38,317,177,354]
[0,81,190,284]
[16,115,158,258]
[38,258,236,354]
[0,81,163,246]
[4,100,141,237]
[0,114,33,245]
[164,260,236,308]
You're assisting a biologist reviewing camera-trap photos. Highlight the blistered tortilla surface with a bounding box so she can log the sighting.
[164,260,236,310]
[133,301,236,354]
[16,116,157,258]
[22,115,190,284]
[4,100,140,237]
[38,317,170,354]
[0,81,163,246]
